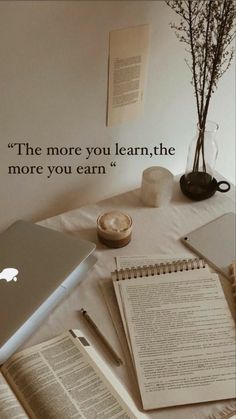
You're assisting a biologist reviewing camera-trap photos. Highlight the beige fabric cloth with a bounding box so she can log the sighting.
[23,178,235,419]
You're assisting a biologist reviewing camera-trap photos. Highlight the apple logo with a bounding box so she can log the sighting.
[0,268,19,283]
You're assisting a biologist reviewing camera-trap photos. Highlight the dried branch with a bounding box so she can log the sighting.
[166,0,236,174]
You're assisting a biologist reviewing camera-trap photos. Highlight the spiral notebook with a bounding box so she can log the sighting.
[109,257,236,411]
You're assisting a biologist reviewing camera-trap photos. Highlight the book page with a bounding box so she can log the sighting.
[120,271,236,410]
[71,330,148,419]
[2,331,146,419]
[107,24,149,126]
[0,372,28,418]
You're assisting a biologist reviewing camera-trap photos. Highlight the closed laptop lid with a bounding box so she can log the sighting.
[0,220,95,348]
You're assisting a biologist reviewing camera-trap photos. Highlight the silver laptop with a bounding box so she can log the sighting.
[0,220,96,364]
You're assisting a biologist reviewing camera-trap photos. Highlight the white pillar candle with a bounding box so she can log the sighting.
[141,166,174,207]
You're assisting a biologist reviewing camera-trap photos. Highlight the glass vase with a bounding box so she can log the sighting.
[180,120,230,200]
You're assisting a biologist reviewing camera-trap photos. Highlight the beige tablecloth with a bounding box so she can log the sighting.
[24,178,235,419]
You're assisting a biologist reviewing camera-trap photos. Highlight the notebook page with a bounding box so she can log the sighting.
[116,254,196,270]
[113,257,210,357]
[113,257,178,355]
[115,267,211,379]
[119,271,236,410]
[101,256,178,357]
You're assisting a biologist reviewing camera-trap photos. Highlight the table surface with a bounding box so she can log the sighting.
[24,177,236,419]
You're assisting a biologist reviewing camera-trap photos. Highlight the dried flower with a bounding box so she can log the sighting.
[166,0,235,172]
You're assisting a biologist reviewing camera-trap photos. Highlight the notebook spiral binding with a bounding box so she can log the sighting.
[112,258,206,281]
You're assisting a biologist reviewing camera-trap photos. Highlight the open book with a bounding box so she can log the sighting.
[0,330,148,419]
[110,257,236,411]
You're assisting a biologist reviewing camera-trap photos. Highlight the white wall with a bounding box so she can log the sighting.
[0,1,235,231]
